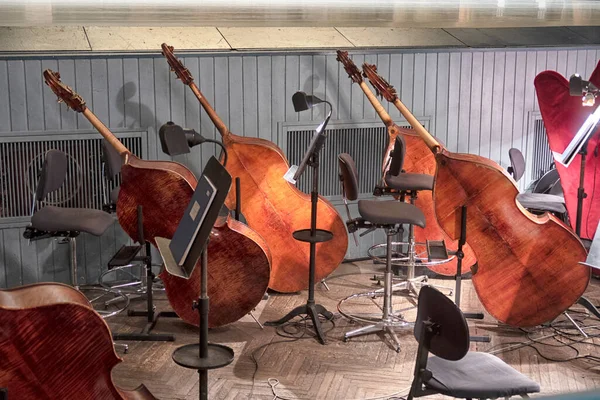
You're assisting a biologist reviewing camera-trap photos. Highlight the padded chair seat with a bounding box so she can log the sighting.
[110,186,120,204]
[31,206,114,236]
[385,173,434,191]
[426,352,540,399]
[358,200,426,228]
[517,193,566,214]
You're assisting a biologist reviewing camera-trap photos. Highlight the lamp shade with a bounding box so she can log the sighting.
[292,91,325,112]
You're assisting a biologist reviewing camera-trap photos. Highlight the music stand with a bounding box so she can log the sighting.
[555,92,600,236]
[265,95,334,345]
[155,156,234,400]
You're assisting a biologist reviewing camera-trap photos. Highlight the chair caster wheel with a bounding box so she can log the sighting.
[343,337,349,343]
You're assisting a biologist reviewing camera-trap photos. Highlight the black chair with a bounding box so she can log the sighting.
[338,153,426,352]
[408,286,540,400]
[23,149,129,318]
[508,148,567,218]
[372,135,452,295]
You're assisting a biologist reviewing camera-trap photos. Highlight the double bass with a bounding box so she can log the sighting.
[0,283,156,399]
[43,70,271,328]
[362,63,590,328]
[161,44,348,293]
[336,50,476,276]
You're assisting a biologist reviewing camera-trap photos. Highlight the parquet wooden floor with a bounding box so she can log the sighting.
[108,261,600,399]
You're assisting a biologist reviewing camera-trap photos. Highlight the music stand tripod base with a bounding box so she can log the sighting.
[112,206,176,343]
[264,228,334,345]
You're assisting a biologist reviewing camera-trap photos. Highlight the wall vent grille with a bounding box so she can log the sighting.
[0,134,143,219]
[531,118,554,181]
[286,122,422,197]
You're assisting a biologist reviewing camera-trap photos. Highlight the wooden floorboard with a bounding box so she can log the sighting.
[107,261,600,399]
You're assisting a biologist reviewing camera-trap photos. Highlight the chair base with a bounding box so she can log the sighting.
[371,274,454,298]
[343,320,412,352]
[77,285,130,319]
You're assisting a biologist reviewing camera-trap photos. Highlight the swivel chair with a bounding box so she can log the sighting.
[371,135,453,296]
[338,153,426,352]
[408,286,540,399]
[23,149,129,318]
[508,148,567,220]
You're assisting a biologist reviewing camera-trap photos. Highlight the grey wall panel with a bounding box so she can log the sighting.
[1,46,599,288]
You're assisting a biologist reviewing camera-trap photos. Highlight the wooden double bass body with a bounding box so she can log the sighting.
[0,283,156,399]
[363,63,590,327]
[162,44,348,293]
[43,70,272,328]
[336,50,476,276]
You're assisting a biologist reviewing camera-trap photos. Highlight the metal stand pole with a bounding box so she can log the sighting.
[575,139,590,237]
[264,151,334,345]
[454,205,490,343]
[113,206,177,342]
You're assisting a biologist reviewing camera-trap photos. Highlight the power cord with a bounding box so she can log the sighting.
[248,315,410,400]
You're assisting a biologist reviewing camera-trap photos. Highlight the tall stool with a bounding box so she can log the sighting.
[23,149,129,319]
[338,153,426,352]
[371,135,452,296]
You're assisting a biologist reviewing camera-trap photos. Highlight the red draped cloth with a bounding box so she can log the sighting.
[534,61,600,240]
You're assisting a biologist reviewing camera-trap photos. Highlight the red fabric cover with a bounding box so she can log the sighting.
[534,61,600,240]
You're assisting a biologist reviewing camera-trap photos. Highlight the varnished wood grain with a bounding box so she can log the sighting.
[434,150,590,327]
[108,264,600,399]
[363,61,590,327]
[162,44,348,293]
[335,51,476,276]
[118,156,272,328]
[222,133,349,293]
[0,283,156,400]
[42,68,272,329]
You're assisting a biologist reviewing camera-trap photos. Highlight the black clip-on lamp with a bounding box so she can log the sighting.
[159,121,249,223]
[159,121,228,167]
[557,74,600,236]
[264,91,335,345]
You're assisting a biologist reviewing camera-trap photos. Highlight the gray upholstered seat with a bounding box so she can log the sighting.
[358,200,426,228]
[384,134,434,193]
[426,352,540,398]
[517,193,566,214]
[385,173,434,192]
[31,205,114,236]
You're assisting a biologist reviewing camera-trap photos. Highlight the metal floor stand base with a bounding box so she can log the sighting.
[113,310,178,342]
[562,296,600,339]
[344,320,411,353]
[343,231,413,352]
[264,302,333,344]
[372,275,454,298]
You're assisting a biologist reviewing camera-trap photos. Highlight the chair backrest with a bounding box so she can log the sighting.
[102,140,123,179]
[508,148,525,182]
[414,286,470,361]
[338,153,359,201]
[533,168,563,196]
[34,149,68,203]
[388,135,406,177]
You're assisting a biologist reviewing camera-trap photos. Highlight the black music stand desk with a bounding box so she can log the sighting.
[155,156,234,400]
